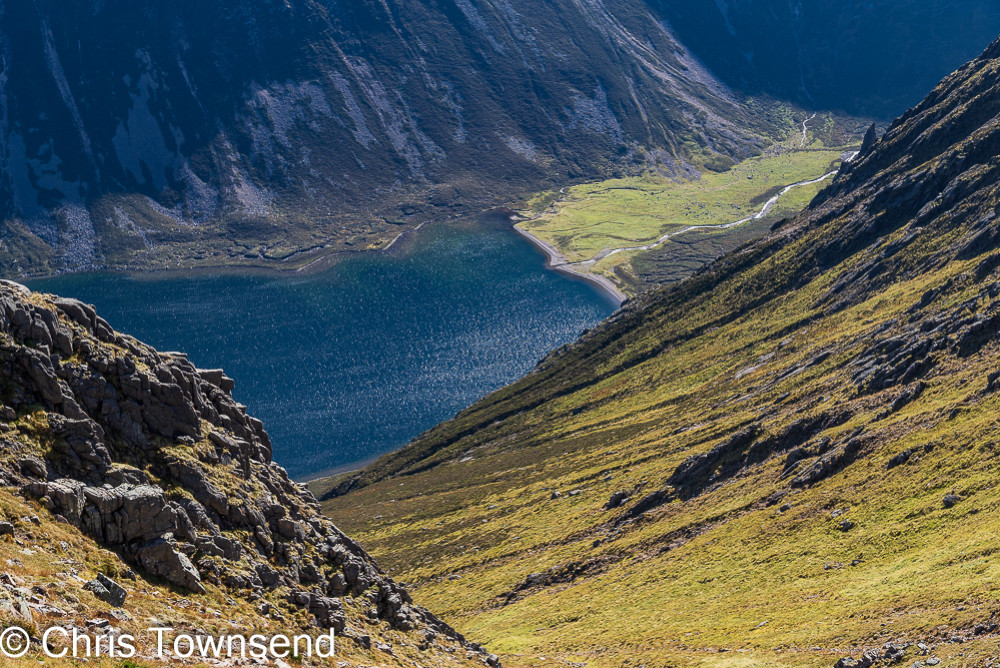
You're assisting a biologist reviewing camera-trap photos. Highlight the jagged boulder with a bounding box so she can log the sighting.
[26,479,87,523]
[52,298,98,330]
[196,534,242,562]
[83,573,127,607]
[135,538,205,593]
[82,485,178,544]
[833,649,880,668]
[604,491,630,510]
[25,481,177,546]
[198,368,236,394]
[307,593,347,632]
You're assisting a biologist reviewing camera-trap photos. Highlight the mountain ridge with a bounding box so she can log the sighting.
[653,0,1000,117]
[5,1,1000,279]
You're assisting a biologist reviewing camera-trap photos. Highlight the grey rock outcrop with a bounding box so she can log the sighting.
[834,649,880,668]
[83,574,127,607]
[135,538,205,594]
[604,491,630,510]
[0,283,489,661]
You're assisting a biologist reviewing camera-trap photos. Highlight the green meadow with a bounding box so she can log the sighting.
[518,129,860,294]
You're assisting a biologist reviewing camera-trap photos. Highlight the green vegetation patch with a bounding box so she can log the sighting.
[519,148,845,263]
[516,118,865,294]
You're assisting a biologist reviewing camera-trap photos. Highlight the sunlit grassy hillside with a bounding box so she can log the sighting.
[320,38,1000,668]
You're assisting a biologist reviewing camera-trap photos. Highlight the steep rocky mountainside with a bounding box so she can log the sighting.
[0,0,779,276]
[0,280,495,666]
[653,0,1000,117]
[5,0,997,278]
[322,37,1000,667]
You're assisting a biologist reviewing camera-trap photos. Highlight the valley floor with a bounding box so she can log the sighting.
[515,116,865,296]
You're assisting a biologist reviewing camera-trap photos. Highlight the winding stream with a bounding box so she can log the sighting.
[569,150,859,267]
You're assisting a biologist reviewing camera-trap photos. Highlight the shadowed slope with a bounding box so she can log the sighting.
[0,0,774,276]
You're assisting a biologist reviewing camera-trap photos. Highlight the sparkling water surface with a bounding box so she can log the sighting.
[28,220,615,478]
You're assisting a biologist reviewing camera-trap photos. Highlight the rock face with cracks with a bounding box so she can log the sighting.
[0,280,495,664]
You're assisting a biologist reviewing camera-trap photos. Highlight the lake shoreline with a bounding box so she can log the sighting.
[12,217,440,285]
[511,222,627,308]
[21,240,403,284]
[22,213,629,310]
[28,218,616,479]
[297,453,382,484]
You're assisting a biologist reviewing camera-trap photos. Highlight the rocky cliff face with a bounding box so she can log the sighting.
[4,2,997,277]
[0,279,494,665]
[0,0,776,276]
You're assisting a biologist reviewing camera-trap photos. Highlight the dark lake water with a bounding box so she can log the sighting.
[28,219,615,479]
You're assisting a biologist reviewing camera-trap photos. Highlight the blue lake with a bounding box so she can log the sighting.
[28,219,615,478]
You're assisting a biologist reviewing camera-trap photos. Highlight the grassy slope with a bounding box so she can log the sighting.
[323,249,1000,668]
[320,42,1000,668]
